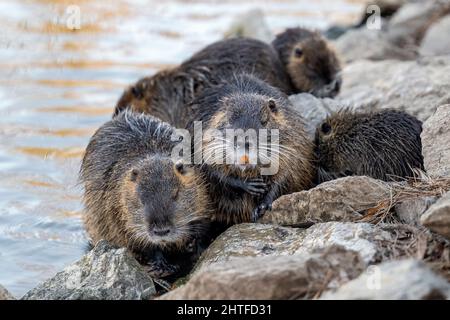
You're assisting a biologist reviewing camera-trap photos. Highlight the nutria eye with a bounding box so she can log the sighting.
[294,48,303,58]
[131,87,139,97]
[268,99,277,112]
[321,123,331,135]
[130,169,139,182]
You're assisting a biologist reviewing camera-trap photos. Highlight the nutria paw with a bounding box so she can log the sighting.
[251,202,272,222]
[144,257,180,279]
[243,178,268,196]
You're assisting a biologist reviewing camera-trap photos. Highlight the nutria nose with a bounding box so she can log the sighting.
[152,227,171,236]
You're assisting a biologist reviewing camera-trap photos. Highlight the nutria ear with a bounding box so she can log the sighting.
[131,86,143,99]
[268,99,277,112]
[130,169,139,182]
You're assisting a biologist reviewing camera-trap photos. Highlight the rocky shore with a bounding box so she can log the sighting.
[2,0,450,300]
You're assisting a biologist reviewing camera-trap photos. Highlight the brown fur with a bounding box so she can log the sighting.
[315,109,424,183]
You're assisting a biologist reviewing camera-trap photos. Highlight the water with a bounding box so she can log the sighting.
[0,0,363,297]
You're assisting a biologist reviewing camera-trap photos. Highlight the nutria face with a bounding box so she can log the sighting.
[203,93,284,173]
[273,28,342,98]
[121,156,208,248]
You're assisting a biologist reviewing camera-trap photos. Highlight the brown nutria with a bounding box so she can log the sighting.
[272,27,342,98]
[113,37,292,125]
[188,74,315,224]
[114,29,341,122]
[79,111,212,279]
[315,109,424,183]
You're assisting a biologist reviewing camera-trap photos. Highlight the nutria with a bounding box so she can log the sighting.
[315,109,424,183]
[80,111,212,279]
[114,29,341,122]
[272,27,342,98]
[188,74,315,224]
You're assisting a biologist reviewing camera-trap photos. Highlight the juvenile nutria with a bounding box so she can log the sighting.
[114,29,341,121]
[315,109,424,183]
[80,111,212,279]
[272,27,342,98]
[188,74,315,224]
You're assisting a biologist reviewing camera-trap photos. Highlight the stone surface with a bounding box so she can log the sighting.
[22,240,155,300]
[224,9,273,43]
[333,27,416,64]
[387,0,450,46]
[193,223,306,273]
[395,196,437,226]
[160,245,365,300]
[421,104,450,176]
[421,191,450,239]
[259,176,389,226]
[321,259,450,299]
[289,93,343,139]
[0,284,15,300]
[420,15,450,56]
[337,57,450,121]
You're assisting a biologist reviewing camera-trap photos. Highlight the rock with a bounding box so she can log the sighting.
[193,223,306,272]
[259,176,389,226]
[338,57,450,121]
[159,245,365,300]
[321,259,450,299]
[387,0,450,46]
[421,104,450,176]
[420,15,450,56]
[395,196,437,226]
[421,191,450,239]
[22,240,155,300]
[0,284,15,300]
[333,25,416,63]
[289,93,343,139]
[224,9,273,43]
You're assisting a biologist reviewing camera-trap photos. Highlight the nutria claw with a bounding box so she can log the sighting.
[243,178,268,196]
[251,202,272,222]
[144,257,180,279]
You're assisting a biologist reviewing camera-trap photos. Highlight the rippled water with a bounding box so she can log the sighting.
[0,0,364,297]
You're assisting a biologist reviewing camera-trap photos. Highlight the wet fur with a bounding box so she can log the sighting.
[188,74,315,225]
[315,109,424,183]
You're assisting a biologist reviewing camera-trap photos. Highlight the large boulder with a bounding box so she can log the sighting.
[421,104,450,176]
[22,240,155,300]
[321,259,450,299]
[160,245,365,300]
[337,57,450,121]
[421,191,450,239]
[0,284,15,300]
[259,176,390,226]
[420,15,450,56]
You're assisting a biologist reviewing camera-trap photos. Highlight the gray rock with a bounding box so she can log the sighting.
[321,259,450,299]
[338,57,450,121]
[333,27,417,64]
[288,93,344,139]
[421,104,450,176]
[193,223,306,273]
[387,0,450,46]
[420,15,450,56]
[0,284,15,300]
[160,245,365,300]
[395,196,437,226]
[421,191,450,239]
[224,9,273,43]
[259,176,390,226]
[22,240,155,300]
